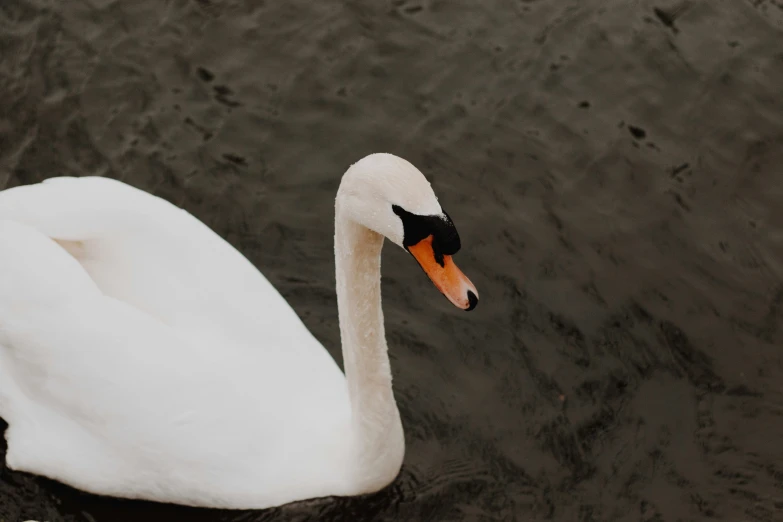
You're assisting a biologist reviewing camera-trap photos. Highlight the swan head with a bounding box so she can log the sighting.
[337,153,479,311]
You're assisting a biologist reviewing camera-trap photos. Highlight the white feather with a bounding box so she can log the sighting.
[0,153,447,509]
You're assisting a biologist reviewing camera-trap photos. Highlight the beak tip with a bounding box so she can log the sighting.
[465,290,479,311]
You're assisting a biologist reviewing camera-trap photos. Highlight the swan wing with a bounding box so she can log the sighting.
[0,220,351,507]
[0,177,333,357]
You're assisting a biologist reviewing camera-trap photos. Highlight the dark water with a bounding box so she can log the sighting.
[2,0,783,520]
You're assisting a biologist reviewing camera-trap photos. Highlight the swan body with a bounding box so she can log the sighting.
[0,153,478,509]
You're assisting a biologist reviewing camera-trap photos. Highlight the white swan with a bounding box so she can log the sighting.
[0,153,478,509]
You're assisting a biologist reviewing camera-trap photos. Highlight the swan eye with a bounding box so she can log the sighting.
[391,204,461,256]
[391,204,476,310]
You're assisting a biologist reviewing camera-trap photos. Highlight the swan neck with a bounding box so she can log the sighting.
[334,205,404,490]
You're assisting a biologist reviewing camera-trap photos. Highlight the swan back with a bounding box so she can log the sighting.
[0,177,308,348]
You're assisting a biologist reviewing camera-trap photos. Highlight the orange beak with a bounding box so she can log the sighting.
[407,235,479,311]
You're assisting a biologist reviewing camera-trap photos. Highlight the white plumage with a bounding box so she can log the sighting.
[0,153,476,509]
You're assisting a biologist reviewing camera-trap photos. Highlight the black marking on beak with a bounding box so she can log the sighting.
[466,290,478,311]
[392,204,461,266]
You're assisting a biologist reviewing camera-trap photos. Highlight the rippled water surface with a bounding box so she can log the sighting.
[1,0,783,520]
